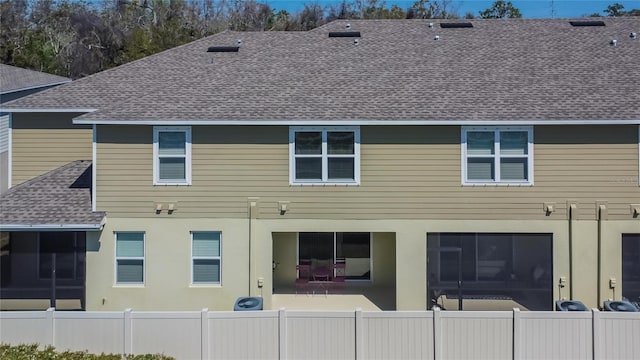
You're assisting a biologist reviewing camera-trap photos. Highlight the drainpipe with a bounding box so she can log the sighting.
[596,203,607,307]
[568,202,577,300]
[247,198,258,296]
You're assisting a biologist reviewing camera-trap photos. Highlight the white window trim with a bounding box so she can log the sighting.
[461,126,534,186]
[289,126,360,185]
[153,126,192,185]
[114,232,145,287]
[190,231,222,286]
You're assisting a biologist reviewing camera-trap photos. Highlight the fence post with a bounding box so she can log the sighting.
[45,307,55,347]
[433,306,441,360]
[279,308,287,360]
[355,308,363,360]
[592,308,601,360]
[513,308,521,360]
[124,308,132,355]
[201,308,209,360]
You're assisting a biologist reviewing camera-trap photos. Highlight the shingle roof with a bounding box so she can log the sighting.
[0,64,70,95]
[2,18,639,123]
[0,161,105,230]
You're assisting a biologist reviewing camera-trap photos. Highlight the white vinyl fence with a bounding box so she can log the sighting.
[1,308,639,360]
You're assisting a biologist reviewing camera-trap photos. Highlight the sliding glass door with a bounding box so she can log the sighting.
[298,232,371,280]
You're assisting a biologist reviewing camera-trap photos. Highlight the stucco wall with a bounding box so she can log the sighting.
[86,217,638,311]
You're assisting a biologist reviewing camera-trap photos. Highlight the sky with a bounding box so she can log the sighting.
[264,0,639,18]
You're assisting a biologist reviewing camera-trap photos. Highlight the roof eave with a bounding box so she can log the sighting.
[0,79,72,95]
[1,108,97,113]
[72,119,640,126]
[0,223,104,232]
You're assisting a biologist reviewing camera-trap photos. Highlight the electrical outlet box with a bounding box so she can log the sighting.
[609,278,617,288]
[257,277,264,288]
[559,276,567,287]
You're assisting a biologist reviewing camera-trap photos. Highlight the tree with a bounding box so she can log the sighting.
[407,0,458,19]
[604,3,625,16]
[478,0,522,19]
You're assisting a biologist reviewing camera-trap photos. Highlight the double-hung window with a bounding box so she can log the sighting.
[290,126,360,185]
[192,231,221,284]
[462,126,533,185]
[115,232,145,285]
[153,126,192,185]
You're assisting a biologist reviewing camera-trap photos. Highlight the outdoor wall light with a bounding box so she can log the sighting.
[278,201,290,215]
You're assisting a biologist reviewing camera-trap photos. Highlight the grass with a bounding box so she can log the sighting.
[0,344,175,360]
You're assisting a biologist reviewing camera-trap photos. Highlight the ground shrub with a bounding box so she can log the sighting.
[0,344,175,360]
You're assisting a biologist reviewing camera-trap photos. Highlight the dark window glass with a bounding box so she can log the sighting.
[295,158,322,180]
[428,233,552,310]
[622,234,640,303]
[295,132,322,155]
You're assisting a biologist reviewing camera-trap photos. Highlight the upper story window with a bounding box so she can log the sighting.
[289,126,360,185]
[153,126,192,185]
[462,126,533,185]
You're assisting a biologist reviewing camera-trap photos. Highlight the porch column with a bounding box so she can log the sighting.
[395,227,427,310]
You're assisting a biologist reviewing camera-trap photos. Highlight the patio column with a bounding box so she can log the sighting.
[395,227,427,310]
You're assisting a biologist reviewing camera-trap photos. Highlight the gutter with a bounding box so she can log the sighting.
[70,119,640,126]
[0,108,96,113]
[0,223,104,232]
[0,80,72,95]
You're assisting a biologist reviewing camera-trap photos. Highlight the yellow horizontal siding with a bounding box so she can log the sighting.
[95,124,640,221]
[11,113,92,185]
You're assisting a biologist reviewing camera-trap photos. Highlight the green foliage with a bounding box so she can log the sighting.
[589,3,640,17]
[479,0,522,19]
[604,3,625,16]
[0,343,175,360]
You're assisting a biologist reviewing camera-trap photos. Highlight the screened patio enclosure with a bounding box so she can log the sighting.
[427,233,553,311]
[0,231,86,310]
[622,234,640,306]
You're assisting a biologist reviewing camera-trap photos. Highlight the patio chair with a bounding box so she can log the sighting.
[331,263,346,293]
[295,265,310,294]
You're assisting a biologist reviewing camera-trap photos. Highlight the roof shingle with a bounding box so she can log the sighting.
[2,18,639,122]
[0,64,70,95]
[0,161,105,230]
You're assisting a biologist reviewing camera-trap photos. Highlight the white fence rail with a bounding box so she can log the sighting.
[1,308,639,360]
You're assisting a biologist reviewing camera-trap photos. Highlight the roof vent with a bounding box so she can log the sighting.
[429,22,434,28]
[434,35,440,41]
[440,22,473,28]
[207,46,240,52]
[354,38,360,46]
[610,39,617,46]
[237,39,242,46]
[569,20,605,27]
[631,32,638,39]
[328,31,361,38]
[346,23,351,30]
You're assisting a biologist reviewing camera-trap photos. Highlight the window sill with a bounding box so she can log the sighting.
[153,182,192,186]
[189,284,222,288]
[462,182,533,186]
[113,284,145,288]
[290,182,360,186]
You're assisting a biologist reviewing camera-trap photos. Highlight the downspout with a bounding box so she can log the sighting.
[247,198,258,296]
[568,202,577,300]
[597,203,607,306]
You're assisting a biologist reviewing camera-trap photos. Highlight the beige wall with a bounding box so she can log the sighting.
[0,150,8,194]
[11,113,92,185]
[96,124,639,221]
[86,218,250,311]
[88,217,637,311]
